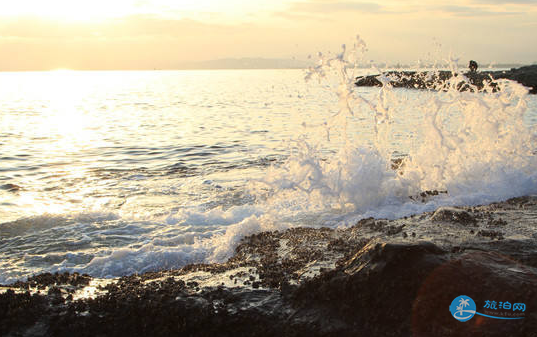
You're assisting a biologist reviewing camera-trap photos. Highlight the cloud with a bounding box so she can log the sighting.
[0,18,87,39]
[0,14,306,70]
[273,0,386,20]
[434,5,523,16]
[0,14,246,40]
[276,0,527,20]
[111,14,243,37]
[273,11,335,21]
[471,0,537,4]
[287,1,384,14]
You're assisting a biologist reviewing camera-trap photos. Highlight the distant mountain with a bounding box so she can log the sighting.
[176,58,313,70]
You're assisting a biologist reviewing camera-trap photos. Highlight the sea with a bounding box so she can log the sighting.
[1,50,537,284]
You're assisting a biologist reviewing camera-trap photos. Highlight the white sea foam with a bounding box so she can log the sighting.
[10,210,287,282]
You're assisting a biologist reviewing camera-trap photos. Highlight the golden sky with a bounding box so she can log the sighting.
[1,0,536,70]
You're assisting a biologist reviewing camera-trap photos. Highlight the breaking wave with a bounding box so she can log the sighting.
[1,36,536,283]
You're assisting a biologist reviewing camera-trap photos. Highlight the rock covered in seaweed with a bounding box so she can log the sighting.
[1,196,537,336]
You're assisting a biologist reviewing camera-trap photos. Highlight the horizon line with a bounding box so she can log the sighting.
[0,62,532,73]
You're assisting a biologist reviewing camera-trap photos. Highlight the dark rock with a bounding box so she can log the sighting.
[9,272,91,290]
[412,251,537,336]
[477,230,505,240]
[0,290,48,336]
[409,190,448,203]
[355,65,537,94]
[431,207,477,226]
[487,218,507,227]
[1,197,537,336]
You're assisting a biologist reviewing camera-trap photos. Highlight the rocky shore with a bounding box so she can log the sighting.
[2,196,537,336]
[355,64,537,94]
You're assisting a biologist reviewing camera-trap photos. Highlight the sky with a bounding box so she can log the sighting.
[0,0,536,70]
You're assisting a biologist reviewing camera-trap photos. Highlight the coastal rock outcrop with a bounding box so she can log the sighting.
[355,64,537,94]
[2,196,537,336]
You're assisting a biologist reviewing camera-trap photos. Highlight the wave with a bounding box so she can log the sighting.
[1,35,536,283]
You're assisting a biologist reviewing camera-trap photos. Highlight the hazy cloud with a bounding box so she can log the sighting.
[471,0,537,4]
[0,18,87,39]
[277,0,526,19]
[0,14,301,70]
[287,1,384,13]
[435,5,523,16]
[0,15,245,40]
[273,10,336,21]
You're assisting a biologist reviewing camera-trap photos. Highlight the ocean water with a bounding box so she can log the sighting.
[1,51,537,283]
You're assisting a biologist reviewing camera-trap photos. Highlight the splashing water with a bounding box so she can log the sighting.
[253,35,537,223]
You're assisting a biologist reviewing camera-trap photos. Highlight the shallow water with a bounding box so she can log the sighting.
[1,65,536,283]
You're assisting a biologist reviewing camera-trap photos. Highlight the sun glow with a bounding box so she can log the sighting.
[1,0,139,22]
[25,70,106,156]
[0,0,276,22]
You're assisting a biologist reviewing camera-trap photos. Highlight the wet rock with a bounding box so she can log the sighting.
[1,197,537,336]
[292,241,448,335]
[431,207,477,226]
[355,65,537,94]
[355,218,402,234]
[9,272,91,290]
[412,251,537,336]
[477,229,505,240]
[0,290,48,336]
[487,218,507,227]
[409,190,448,203]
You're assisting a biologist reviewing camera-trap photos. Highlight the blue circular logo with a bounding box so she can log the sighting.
[450,295,476,322]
